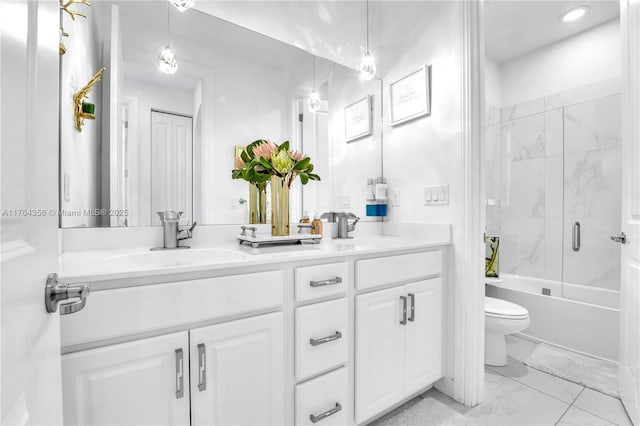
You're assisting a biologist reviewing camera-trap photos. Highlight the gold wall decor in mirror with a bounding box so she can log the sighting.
[73,67,105,132]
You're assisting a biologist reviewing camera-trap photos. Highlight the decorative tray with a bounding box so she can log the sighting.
[237,225,322,248]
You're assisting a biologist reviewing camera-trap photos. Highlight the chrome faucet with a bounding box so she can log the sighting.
[152,210,197,250]
[321,211,359,239]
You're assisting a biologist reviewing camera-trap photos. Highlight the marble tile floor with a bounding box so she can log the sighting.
[371,336,632,426]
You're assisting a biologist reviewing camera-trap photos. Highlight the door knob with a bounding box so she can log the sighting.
[44,273,90,315]
[611,232,627,244]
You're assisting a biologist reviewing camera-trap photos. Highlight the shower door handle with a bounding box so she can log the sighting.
[572,221,581,252]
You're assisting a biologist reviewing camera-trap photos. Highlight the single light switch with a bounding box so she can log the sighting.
[432,190,439,201]
[424,187,432,203]
[391,189,401,207]
[63,172,71,202]
[439,187,446,201]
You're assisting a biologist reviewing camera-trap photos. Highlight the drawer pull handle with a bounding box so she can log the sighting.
[310,402,342,423]
[310,331,342,346]
[408,293,415,322]
[197,343,206,392]
[175,348,184,399]
[310,277,342,287]
[400,296,407,325]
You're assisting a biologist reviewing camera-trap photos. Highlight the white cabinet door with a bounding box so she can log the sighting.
[190,312,284,426]
[355,286,405,424]
[404,278,443,395]
[62,332,190,426]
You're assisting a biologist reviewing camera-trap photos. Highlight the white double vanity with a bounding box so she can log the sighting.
[58,229,449,425]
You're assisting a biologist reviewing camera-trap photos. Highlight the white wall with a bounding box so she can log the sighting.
[327,65,382,221]
[123,79,194,226]
[500,18,620,107]
[485,57,502,108]
[382,2,462,227]
[60,6,105,227]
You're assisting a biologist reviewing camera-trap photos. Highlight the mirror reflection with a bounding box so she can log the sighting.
[59,1,382,228]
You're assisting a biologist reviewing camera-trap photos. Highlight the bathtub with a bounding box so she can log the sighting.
[485,273,620,361]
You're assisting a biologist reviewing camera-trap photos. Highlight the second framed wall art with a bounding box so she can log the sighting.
[390,65,432,126]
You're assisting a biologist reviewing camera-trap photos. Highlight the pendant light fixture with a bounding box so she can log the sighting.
[307,55,321,112]
[170,0,194,12]
[359,0,376,81]
[158,2,178,74]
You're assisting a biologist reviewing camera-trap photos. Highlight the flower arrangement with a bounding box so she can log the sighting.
[232,139,320,187]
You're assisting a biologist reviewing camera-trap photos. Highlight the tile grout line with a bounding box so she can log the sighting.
[554,387,585,426]
[487,365,583,407]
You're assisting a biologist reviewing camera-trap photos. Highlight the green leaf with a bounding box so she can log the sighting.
[299,173,309,185]
[259,157,272,169]
[240,151,250,163]
[294,157,311,170]
[308,173,321,181]
[279,140,290,152]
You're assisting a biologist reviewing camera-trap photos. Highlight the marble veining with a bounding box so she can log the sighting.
[485,82,621,294]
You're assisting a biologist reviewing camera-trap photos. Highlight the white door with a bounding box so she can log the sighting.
[355,286,405,424]
[1,2,63,424]
[151,111,193,226]
[61,332,190,425]
[619,0,640,423]
[404,279,443,396]
[189,312,284,426]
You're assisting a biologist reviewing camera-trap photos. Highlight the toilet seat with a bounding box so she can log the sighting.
[485,296,529,320]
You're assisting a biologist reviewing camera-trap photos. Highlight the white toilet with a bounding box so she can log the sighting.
[485,296,531,366]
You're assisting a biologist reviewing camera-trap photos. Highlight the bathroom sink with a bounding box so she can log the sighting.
[107,248,247,268]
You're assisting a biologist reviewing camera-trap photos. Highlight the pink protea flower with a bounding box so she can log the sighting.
[291,150,307,162]
[234,157,245,169]
[253,140,277,161]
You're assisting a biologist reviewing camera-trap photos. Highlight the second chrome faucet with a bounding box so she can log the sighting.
[152,210,197,250]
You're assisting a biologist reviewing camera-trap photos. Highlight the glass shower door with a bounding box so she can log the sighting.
[562,94,622,308]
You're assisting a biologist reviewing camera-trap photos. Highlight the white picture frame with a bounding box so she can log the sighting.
[390,64,431,126]
[344,95,372,142]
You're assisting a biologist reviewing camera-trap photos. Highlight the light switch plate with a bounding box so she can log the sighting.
[424,184,449,206]
[391,189,401,206]
[63,172,71,202]
[338,195,351,209]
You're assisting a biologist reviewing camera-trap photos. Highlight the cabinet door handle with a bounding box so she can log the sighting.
[310,331,342,346]
[572,221,581,252]
[310,402,342,423]
[175,348,184,399]
[309,276,342,287]
[197,343,206,392]
[408,293,415,322]
[400,296,407,325]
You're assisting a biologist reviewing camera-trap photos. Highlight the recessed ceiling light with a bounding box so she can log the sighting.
[560,6,589,23]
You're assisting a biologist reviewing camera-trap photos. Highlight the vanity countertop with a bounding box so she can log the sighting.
[59,235,450,284]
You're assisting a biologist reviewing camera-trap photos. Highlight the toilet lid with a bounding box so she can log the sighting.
[485,297,529,319]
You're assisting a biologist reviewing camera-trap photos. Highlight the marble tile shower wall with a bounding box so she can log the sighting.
[485,81,621,291]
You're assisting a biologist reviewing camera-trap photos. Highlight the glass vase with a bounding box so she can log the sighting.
[270,175,290,236]
[248,183,267,224]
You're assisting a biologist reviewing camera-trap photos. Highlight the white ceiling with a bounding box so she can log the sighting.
[485,0,620,64]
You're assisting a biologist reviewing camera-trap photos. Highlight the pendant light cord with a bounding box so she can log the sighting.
[312,55,316,91]
[366,0,369,54]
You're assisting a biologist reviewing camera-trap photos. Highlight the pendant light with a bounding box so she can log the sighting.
[170,0,194,12]
[307,55,321,112]
[359,0,376,81]
[158,2,178,74]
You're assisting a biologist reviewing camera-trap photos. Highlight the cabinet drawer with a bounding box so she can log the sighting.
[296,368,348,426]
[295,262,348,303]
[296,298,347,380]
[61,270,283,347]
[355,251,441,290]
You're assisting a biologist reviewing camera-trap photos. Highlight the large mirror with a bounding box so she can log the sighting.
[59,1,382,228]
